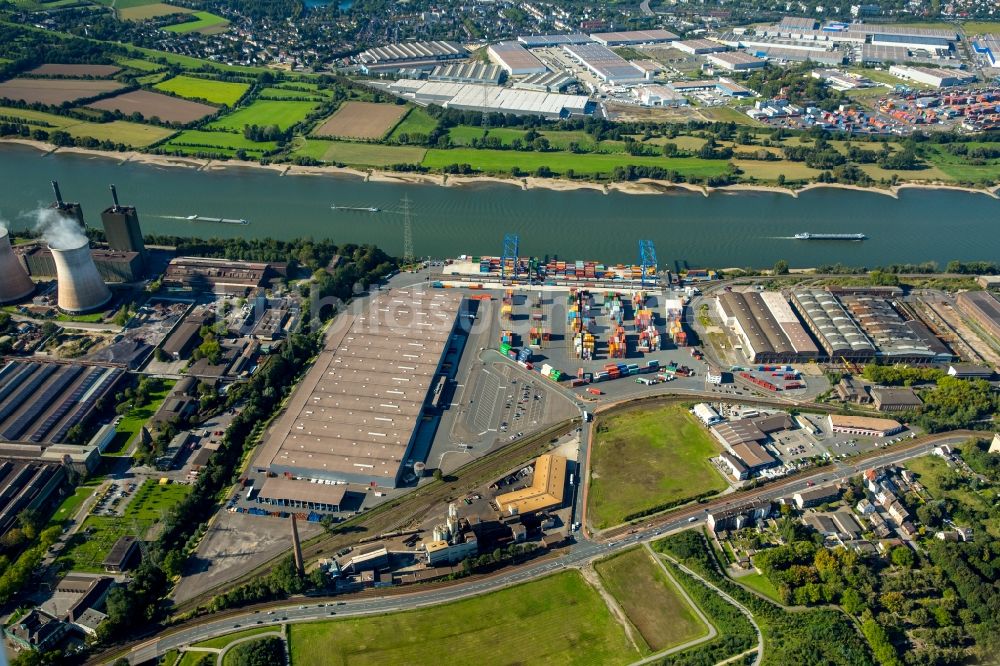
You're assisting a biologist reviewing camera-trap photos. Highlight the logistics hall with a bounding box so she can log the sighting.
[257,289,466,488]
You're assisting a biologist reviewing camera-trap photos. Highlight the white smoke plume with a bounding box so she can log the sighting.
[0,219,8,237]
[34,208,88,250]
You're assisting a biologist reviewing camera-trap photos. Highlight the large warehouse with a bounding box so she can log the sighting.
[494,454,567,515]
[357,41,468,73]
[257,288,465,488]
[838,294,951,363]
[888,65,975,88]
[563,43,645,84]
[589,29,678,46]
[0,360,125,447]
[956,291,1000,341]
[487,41,548,76]
[384,79,592,118]
[790,289,876,362]
[708,51,768,71]
[715,291,819,363]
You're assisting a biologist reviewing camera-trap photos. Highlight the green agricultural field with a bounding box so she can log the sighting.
[115,57,167,72]
[162,130,278,157]
[733,159,822,183]
[700,106,761,125]
[258,87,326,101]
[207,100,318,131]
[388,106,438,140]
[858,162,955,183]
[596,547,707,653]
[288,571,638,665]
[422,148,730,180]
[193,626,276,649]
[57,481,192,572]
[448,125,526,146]
[119,3,193,20]
[0,106,174,147]
[292,139,427,166]
[163,10,229,34]
[588,402,727,529]
[105,381,175,455]
[93,0,164,8]
[154,75,248,106]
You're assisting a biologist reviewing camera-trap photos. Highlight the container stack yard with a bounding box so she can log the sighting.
[529,294,547,348]
[633,291,660,353]
[462,256,657,286]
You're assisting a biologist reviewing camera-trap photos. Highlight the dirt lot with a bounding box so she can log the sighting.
[172,510,322,604]
[26,64,122,78]
[0,78,125,105]
[313,101,407,139]
[87,89,217,124]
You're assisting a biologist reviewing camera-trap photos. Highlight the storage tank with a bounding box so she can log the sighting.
[50,240,112,313]
[0,228,34,304]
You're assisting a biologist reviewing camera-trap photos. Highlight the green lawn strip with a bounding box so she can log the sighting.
[192,626,275,649]
[163,11,229,34]
[963,21,1000,35]
[115,57,167,72]
[658,559,758,665]
[288,571,638,666]
[154,75,249,106]
[735,572,783,603]
[207,100,319,131]
[257,87,326,101]
[595,547,707,653]
[177,650,212,666]
[448,125,526,146]
[314,141,427,166]
[106,381,176,455]
[46,485,97,528]
[422,148,729,178]
[163,129,278,153]
[588,403,727,529]
[57,480,192,572]
[159,648,179,665]
[388,106,438,139]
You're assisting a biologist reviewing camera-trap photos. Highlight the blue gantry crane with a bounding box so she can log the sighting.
[638,239,657,288]
[502,233,520,282]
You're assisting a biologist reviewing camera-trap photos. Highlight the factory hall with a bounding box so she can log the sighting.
[256,288,467,488]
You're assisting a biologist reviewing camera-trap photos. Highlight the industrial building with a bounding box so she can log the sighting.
[715,291,819,363]
[888,65,976,88]
[708,51,767,71]
[838,294,951,363]
[861,24,957,51]
[512,71,577,92]
[161,310,212,361]
[633,85,688,107]
[860,43,910,65]
[257,288,465,488]
[777,16,819,31]
[494,453,567,515]
[630,59,663,77]
[956,291,1000,342]
[0,227,34,304]
[102,536,140,573]
[19,245,142,284]
[357,41,468,73]
[709,414,790,473]
[674,39,728,55]
[162,257,270,294]
[790,289,876,362]
[827,414,903,438]
[0,460,66,547]
[487,41,548,76]
[870,387,923,412]
[384,79,592,118]
[517,33,592,47]
[429,62,504,85]
[100,185,146,271]
[754,45,846,66]
[589,29,678,46]
[255,476,349,512]
[47,181,84,229]
[563,43,646,84]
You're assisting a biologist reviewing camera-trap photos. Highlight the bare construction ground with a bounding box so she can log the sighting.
[87,89,217,124]
[0,78,124,105]
[172,510,321,604]
[313,101,408,139]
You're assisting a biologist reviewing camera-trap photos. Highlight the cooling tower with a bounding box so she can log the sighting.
[0,229,35,304]
[50,241,112,313]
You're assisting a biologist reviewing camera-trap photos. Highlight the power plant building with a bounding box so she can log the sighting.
[790,289,876,362]
[256,288,466,488]
[487,41,548,76]
[50,241,112,314]
[162,257,270,294]
[19,245,142,283]
[47,181,85,229]
[0,228,35,304]
[100,186,146,275]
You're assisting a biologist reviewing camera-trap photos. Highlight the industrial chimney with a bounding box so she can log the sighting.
[0,228,35,304]
[50,239,112,313]
[48,180,85,229]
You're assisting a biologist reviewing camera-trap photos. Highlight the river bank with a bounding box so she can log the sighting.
[5,138,998,199]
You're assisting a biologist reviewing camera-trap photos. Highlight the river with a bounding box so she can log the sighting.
[1,143,997,268]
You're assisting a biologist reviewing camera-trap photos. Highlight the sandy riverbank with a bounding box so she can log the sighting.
[3,138,998,200]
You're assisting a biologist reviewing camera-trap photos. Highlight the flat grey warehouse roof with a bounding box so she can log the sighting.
[257,288,464,487]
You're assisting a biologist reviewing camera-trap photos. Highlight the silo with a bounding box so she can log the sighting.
[0,228,35,304]
[50,240,112,313]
